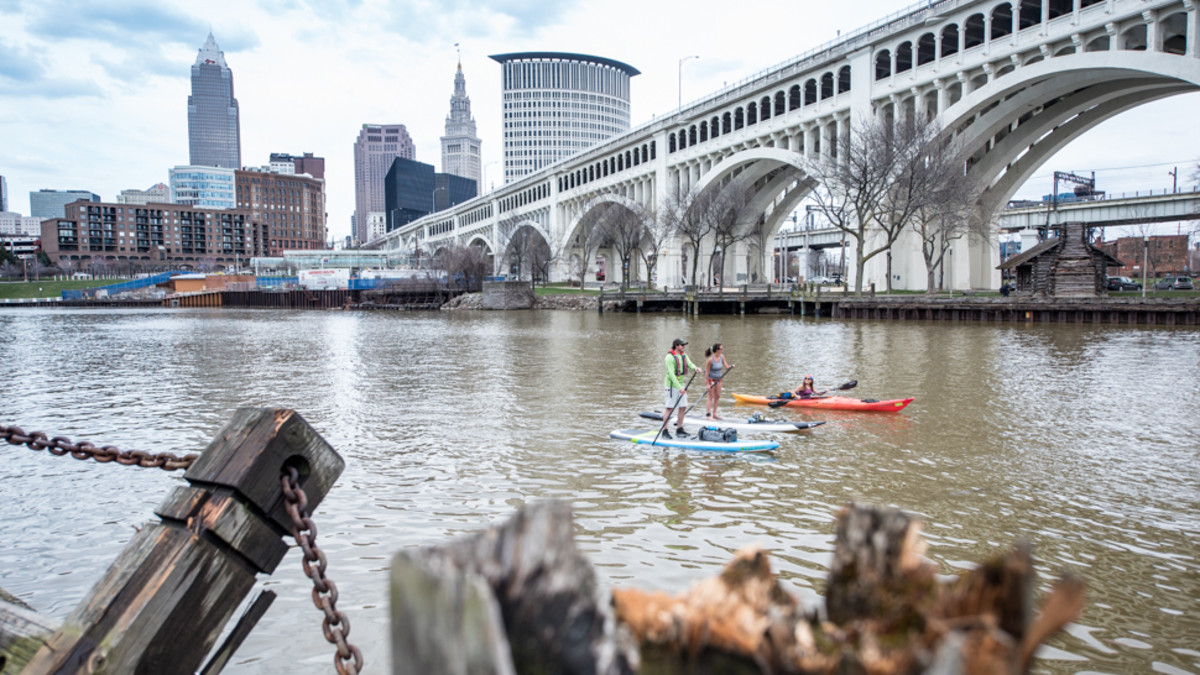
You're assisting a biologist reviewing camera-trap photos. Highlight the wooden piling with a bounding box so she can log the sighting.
[17,408,344,675]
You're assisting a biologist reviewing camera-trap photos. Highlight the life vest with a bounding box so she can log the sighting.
[670,351,688,376]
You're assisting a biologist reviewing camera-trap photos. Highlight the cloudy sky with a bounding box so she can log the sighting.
[2,0,1197,242]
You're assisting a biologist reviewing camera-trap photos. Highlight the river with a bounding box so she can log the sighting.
[1,307,1197,674]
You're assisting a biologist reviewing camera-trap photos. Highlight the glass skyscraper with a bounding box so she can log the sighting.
[188,33,241,169]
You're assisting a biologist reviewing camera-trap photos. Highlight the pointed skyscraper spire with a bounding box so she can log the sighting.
[441,53,482,189]
[188,32,240,168]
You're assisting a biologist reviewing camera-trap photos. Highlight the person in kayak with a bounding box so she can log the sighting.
[704,343,734,420]
[661,338,700,439]
[790,376,827,399]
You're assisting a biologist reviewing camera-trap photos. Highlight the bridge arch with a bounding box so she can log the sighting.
[936,51,1200,214]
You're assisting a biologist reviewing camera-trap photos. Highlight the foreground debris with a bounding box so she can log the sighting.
[390,501,1083,674]
[614,503,1084,673]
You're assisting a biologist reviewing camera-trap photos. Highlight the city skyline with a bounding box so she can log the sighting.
[1,0,1198,244]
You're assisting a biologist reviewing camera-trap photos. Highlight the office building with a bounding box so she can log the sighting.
[353,124,415,244]
[235,166,327,255]
[30,189,101,219]
[489,52,638,183]
[384,157,476,232]
[0,211,44,236]
[0,175,7,211]
[42,200,264,269]
[440,61,482,188]
[270,152,326,180]
[118,183,170,205]
[170,166,236,210]
[188,33,241,168]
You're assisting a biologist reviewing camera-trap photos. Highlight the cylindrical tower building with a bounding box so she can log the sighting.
[489,52,639,184]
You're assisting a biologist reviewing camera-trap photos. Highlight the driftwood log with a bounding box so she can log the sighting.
[613,503,1084,674]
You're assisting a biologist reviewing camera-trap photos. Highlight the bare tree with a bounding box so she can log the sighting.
[560,204,606,291]
[673,184,750,287]
[707,182,756,289]
[805,115,936,296]
[435,243,490,291]
[594,198,649,292]
[887,126,990,293]
[638,201,678,289]
[496,214,550,284]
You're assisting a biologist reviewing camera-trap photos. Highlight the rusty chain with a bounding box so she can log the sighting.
[282,465,363,675]
[2,425,198,471]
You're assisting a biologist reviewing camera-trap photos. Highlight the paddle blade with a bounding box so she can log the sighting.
[836,380,858,391]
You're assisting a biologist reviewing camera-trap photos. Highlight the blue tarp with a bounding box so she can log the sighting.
[255,276,299,288]
[61,271,178,300]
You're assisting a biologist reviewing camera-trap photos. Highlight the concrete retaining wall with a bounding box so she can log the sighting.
[482,281,534,310]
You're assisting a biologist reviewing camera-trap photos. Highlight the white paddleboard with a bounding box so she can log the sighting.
[609,428,779,452]
[638,411,824,433]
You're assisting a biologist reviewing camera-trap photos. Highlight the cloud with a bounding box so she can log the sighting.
[24,2,206,44]
[0,38,104,98]
[0,38,45,82]
[16,1,259,84]
[378,0,570,45]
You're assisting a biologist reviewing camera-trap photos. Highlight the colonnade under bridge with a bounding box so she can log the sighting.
[366,0,1200,292]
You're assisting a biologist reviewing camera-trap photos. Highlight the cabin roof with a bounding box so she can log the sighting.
[997,236,1124,270]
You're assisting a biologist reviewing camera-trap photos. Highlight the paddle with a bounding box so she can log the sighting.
[767,380,857,408]
[652,369,698,446]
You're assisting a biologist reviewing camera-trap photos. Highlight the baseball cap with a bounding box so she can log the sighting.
[672,338,688,347]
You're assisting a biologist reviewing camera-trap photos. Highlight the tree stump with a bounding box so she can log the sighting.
[390,499,638,675]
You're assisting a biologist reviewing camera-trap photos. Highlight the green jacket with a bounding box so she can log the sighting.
[664,351,700,389]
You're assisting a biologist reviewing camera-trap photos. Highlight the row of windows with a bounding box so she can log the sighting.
[557,142,656,192]
[498,183,550,213]
[501,60,632,99]
[876,0,1189,78]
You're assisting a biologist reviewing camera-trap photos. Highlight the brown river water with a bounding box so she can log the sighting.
[1,307,1197,674]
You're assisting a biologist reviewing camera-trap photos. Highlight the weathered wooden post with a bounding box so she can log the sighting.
[19,408,344,675]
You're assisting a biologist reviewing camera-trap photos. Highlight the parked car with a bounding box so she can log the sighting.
[1106,276,1142,291]
[1154,276,1194,291]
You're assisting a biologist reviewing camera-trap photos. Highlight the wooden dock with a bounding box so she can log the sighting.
[601,285,1199,325]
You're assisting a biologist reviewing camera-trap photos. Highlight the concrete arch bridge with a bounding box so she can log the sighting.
[369,0,1200,291]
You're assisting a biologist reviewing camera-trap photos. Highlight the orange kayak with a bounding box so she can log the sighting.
[732,393,914,412]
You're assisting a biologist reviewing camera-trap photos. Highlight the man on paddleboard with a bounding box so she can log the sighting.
[661,338,700,439]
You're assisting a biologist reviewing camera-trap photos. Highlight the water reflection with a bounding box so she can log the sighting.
[1,308,1197,674]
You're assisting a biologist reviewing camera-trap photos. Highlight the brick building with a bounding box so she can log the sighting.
[235,168,326,256]
[42,200,263,271]
[1099,234,1191,277]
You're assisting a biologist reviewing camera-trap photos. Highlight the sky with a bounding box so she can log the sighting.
[2,0,1198,243]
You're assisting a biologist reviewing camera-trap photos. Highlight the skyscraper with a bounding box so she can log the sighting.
[353,124,415,244]
[440,61,482,189]
[490,52,638,183]
[0,175,7,212]
[188,33,241,169]
[29,189,101,219]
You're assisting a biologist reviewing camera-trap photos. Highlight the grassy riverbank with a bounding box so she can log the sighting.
[0,279,99,300]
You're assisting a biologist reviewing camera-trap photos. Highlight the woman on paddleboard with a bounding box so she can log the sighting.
[704,343,734,420]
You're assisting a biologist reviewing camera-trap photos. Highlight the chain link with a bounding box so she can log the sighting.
[282,466,363,675]
[2,425,198,471]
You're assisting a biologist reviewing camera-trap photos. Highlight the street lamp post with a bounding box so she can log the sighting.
[431,186,448,213]
[483,161,500,194]
[678,55,699,110]
[1142,236,1149,298]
